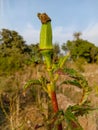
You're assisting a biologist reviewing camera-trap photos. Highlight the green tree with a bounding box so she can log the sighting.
[0,29,31,55]
[53,43,60,62]
[29,43,42,63]
[73,32,82,40]
[90,46,98,63]
[62,42,69,53]
[64,39,98,63]
[0,29,31,74]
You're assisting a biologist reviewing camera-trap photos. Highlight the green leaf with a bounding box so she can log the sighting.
[59,53,70,68]
[52,53,70,72]
[64,106,83,130]
[79,87,91,105]
[63,68,79,78]
[68,104,95,116]
[63,68,86,82]
[59,67,91,105]
[23,79,41,90]
[60,80,81,88]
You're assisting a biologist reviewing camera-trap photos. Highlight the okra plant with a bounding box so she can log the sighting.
[24,13,94,130]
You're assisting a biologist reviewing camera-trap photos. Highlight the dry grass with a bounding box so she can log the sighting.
[0,63,98,130]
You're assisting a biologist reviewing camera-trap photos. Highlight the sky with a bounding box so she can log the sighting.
[0,0,98,46]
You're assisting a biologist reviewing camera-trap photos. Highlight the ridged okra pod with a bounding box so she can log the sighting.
[38,13,53,69]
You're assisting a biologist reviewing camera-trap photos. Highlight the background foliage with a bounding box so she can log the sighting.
[0,29,98,129]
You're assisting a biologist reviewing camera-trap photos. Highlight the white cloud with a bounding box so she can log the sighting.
[21,24,74,45]
[82,23,98,46]
[21,24,40,44]
[21,23,98,47]
[53,26,75,44]
[53,24,98,46]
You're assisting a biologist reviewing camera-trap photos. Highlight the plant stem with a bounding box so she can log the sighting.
[51,91,59,112]
[51,91,62,130]
[48,70,62,130]
[38,13,63,129]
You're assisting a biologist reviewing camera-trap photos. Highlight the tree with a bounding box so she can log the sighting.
[0,29,31,55]
[53,43,60,62]
[29,43,42,63]
[65,39,98,63]
[90,46,98,63]
[0,29,31,74]
[73,32,82,40]
[61,42,69,53]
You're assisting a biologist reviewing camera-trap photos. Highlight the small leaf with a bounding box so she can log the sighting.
[63,68,78,78]
[64,106,83,130]
[59,53,70,68]
[59,67,90,105]
[23,79,41,90]
[52,53,70,72]
[79,87,91,105]
[60,80,81,88]
[68,104,95,116]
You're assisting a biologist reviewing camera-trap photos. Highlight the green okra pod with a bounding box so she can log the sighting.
[38,13,53,69]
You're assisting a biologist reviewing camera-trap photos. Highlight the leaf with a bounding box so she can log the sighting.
[52,53,70,72]
[60,80,81,88]
[64,106,83,130]
[59,67,91,105]
[63,68,79,78]
[63,68,86,82]
[59,53,70,68]
[23,79,42,90]
[79,87,91,105]
[68,104,95,117]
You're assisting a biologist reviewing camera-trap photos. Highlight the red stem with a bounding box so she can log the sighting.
[51,91,62,130]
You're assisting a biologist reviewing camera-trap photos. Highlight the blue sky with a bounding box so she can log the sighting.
[0,0,98,46]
